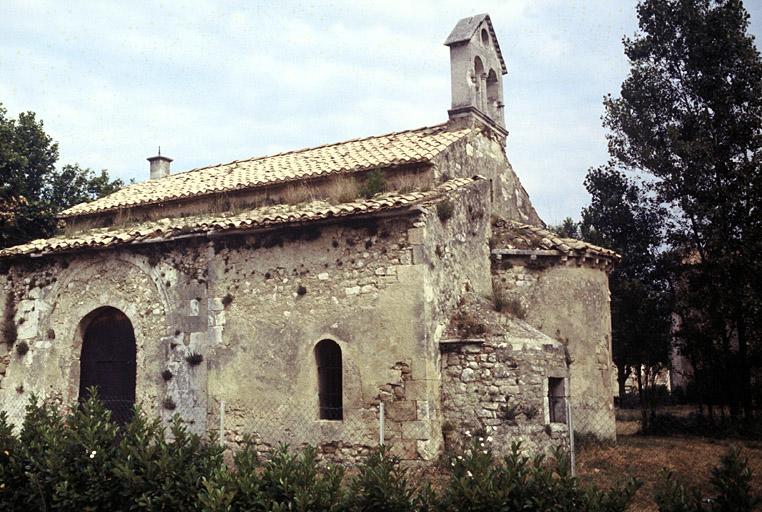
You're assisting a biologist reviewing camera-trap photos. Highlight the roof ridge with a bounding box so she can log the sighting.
[59,121,471,218]
[166,122,451,179]
[3,177,484,258]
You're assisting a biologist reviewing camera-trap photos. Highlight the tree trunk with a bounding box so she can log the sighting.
[617,364,629,405]
[636,367,648,432]
[736,313,753,420]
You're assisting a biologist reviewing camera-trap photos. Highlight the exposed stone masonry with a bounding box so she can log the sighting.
[440,333,570,456]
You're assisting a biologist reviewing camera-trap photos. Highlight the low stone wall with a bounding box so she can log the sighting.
[440,332,570,457]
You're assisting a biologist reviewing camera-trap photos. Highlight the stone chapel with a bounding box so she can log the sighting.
[0,14,619,462]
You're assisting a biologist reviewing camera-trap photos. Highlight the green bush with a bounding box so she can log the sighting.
[436,440,639,512]
[654,470,704,512]
[1,397,646,511]
[655,447,761,512]
[359,170,387,198]
[344,446,417,511]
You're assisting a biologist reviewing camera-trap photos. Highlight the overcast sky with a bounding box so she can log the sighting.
[2,1,761,224]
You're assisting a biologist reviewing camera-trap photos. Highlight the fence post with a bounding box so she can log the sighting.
[219,400,225,447]
[566,389,576,477]
[379,402,385,446]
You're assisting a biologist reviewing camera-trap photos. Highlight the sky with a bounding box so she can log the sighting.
[2,1,762,224]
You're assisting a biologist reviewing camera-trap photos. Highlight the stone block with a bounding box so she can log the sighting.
[407,227,425,245]
[388,439,417,460]
[416,399,431,420]
[417,439,438,460]
[209,326,223,345]
[209,297,224,311]
[189,299,200,316]
[403,379,430,400]
[189,332,206,351]
[401,420,429,439]
[386,400,416,421]
[411,246,426,265]
[461,368,477,382]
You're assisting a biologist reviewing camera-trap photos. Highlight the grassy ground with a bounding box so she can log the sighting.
[576,427,762,511]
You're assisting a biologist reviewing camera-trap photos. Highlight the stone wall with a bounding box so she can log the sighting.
[432,128,542,226]
[0,181,498,463]
[440,327,570,456]
[492,261,616,439]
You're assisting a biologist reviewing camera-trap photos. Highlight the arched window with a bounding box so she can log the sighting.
[473,56,486,111]
[481,28,490,46]
[78,307,137,425]
[474,56,485,77]
[486,68,499,106]
[315,339,343,420]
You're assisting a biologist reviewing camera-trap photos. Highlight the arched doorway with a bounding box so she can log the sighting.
[78,307,137,425]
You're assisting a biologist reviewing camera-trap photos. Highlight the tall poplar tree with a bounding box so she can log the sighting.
[602,0,762,418]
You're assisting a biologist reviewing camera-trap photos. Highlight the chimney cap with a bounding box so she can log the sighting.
[147,154,173,163]
[147,146,173,163]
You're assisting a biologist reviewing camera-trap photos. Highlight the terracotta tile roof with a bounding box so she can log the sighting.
[1,177,481,258]
[59,124,472,219]
[492,218,620,261]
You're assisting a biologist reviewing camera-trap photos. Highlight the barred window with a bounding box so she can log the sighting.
[316,339,343,420]
[548,377,567,424]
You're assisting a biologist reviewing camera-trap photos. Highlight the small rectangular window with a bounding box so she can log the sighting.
[548,377,567,424]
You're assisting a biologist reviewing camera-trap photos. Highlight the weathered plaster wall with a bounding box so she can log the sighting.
[395,180,493,459]
[0,180,495,464]
[201,215,436,462]
[492,262,616,439]
[0,255,174,426]
[440,330,570,456]
[433,130,542,226]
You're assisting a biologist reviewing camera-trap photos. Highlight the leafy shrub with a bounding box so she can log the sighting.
[493,290,526,319]
[186,352,204,366]
[15,340,28,356]
[437,440,640,512]
[344,446,417,511]
[451,309,487,338]
[437,200,455,222]
[709,446,760,512]
[0,397,645,512]
[654,470,704,512]
[655,447,760,512]
[359,170,387,198]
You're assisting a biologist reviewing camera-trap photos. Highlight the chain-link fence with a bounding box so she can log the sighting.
[0,393,28,428]
[218,400,383,459]
[4,390,645,472]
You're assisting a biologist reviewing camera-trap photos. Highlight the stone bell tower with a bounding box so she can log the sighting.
[445,14,508,140]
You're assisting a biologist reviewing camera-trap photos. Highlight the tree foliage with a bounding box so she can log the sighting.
[588,0,762,419]
[580,164,672,421]
[0,103,124,249]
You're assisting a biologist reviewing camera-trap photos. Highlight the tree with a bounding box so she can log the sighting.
[0,103,124,249]
[580,165,672,427]
[602,0,762,419]
[548,217,581,239]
